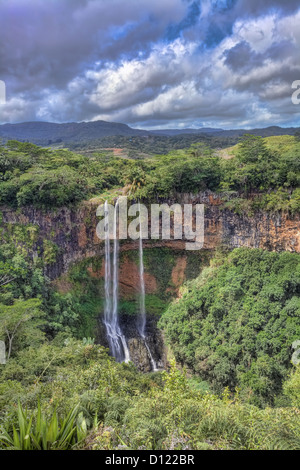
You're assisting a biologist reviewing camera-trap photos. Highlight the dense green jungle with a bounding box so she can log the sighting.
[0,133,300,450]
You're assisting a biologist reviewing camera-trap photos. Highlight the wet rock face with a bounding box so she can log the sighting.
[118,258,157,299]
[96,312,165,372]
[120,315,166,372]
[127,338,151,372]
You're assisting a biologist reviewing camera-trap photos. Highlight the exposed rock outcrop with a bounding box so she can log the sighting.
[96,311,166,372]
[1,192,299,281]
[124,315,166,372]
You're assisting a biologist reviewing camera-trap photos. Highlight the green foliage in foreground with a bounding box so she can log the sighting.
[0,402,87,450]
[0,341,300,450]
[160,248,300,407]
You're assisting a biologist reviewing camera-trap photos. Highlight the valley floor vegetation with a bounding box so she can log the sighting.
[0,242,300,450]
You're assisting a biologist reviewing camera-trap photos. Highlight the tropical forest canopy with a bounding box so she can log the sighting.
[0,134,299,213]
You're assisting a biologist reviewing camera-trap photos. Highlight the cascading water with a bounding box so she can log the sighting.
[138,203,158,371]
[102,199,158,370]
[103,200,130,363]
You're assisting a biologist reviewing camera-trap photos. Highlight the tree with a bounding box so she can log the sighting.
[238,134,270,164]
[0,261,17,287]
[0,254,27,289]
[0,298,45,359]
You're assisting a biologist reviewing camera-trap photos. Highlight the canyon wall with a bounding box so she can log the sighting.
[1,192,299,280]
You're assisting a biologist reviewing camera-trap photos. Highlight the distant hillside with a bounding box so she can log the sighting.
[151,126,299,137]
[0,120,298,147]
[0,120,150,145]
[150,128,224,136]
[218,135,300,160]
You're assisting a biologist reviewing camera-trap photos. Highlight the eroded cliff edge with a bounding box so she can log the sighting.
[1,191,299,281]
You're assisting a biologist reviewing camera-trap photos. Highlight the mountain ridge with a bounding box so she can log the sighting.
[0,120,299,146]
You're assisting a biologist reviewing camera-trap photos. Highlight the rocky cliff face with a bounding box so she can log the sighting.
[1,192,299,280]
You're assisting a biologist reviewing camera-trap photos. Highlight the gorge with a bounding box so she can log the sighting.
[1,191,299,371]
[1,132,300,449]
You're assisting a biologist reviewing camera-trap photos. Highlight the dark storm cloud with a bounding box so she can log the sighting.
[0,0,300,127]
[224,39,298,77]
[224,41,260,71]
[0,0,186,93]
[235,0,300,16]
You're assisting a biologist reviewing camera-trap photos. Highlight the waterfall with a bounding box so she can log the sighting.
[138,203,158,371]
[103,200,130,363]
[138,226,146,338]
[102,199,158,370]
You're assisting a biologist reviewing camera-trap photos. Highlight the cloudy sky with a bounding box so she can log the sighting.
[0,0,300,129]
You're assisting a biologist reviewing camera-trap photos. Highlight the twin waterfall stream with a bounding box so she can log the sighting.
[103,200,158,370]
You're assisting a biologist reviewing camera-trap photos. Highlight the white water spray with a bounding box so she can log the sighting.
[103,200,130,363]
[138,203,158,371]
